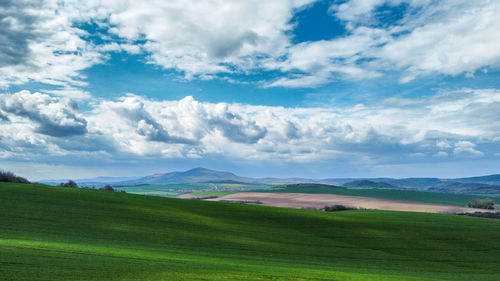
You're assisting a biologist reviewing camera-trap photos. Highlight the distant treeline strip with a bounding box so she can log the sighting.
[0,170,30,184]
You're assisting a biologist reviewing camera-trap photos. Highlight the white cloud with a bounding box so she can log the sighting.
[0,90,87,137]
[453,141,484,158]
[269,0,500,87]
[378,1,500,82]
[98,0,315,78]
[42,87,91,100]
[1,88,499,164]
[436,140,451,150]
[265,27,386,87]
[1,1,500,89]
[434,151,448,157]
[329,0,390,22]
[0,1,103,89]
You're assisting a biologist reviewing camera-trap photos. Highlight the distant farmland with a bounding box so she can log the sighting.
[116,182,271,197]
[1,182,500,280]
[260,185,500,207]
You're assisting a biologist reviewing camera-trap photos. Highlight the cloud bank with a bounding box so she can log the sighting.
[1,88,499,165]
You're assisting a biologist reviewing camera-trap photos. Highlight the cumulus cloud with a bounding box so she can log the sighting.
[96,95,267,149]
[99,0,315,78]
[0,0,36,67]
[1,88,498,164]
[0,90,87,137]
[434,151,448,157]
[453,141,484,158]
[269,0,500,87]
[436,140,451,150]
[0,0,103,89]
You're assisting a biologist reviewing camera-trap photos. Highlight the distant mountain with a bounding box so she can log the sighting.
[429,183,500,194]
[39,176,142,186]
[379,178,443,189]
[452,174,500,185]
[274,183,344,189]
[319,178,394,186]
[116,167,253,186]
[341,180,397,189]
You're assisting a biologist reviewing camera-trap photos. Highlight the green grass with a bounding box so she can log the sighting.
[259,186,499,207]
[116,183,208,196]
[1,182,500,280]
[118,183,271,197]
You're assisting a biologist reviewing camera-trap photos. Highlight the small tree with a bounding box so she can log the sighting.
[66,180,78,188]
[59,180,78,188]
[100,185,115,191]
[323,205,357,212]
[467,198,495,210]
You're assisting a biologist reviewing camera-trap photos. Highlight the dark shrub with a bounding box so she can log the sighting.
[0,170,30,183]
[100,185,115,191]
[59,180,78,188]
[458,212,500,219]
[323,205,357,212]
[467,198,495,210]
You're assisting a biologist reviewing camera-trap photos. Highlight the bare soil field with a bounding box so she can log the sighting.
[208,192,492,214]
[176,193,198,199]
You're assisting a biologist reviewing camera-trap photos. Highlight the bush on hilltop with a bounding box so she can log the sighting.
[0,170,30,183]
[59,180,78,188]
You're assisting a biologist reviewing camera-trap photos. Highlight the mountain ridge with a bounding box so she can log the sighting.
[39,168,500,194]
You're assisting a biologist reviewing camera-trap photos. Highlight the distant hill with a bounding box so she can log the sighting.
[39,176,142,187]
[273,183,344,189]
[118,167,253,186]
[452,174,500,185]
[430,184,500,194]
[341,180,397,189]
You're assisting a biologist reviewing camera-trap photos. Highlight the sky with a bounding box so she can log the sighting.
[1,0,500,180]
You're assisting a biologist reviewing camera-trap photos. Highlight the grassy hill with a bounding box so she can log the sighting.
[262,185,499,207]
[1,182,500,280]
[341,180,397,189]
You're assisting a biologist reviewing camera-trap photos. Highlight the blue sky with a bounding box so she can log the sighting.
[1,0,500,180]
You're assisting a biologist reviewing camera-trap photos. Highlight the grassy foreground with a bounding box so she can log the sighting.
[261,186,499,207]
[1,183,500,280]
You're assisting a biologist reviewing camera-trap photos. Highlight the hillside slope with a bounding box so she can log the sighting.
[117,167,253,185]
[1,182,500,280]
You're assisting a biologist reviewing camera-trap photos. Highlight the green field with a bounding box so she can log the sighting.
[1,182,500,280]
[117,183,271,197]
[116,184,208,196]
[259,186,499,207]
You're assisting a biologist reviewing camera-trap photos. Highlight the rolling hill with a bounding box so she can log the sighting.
[1,182,500,280]
[111,167,254,186]
[341,180,397,189]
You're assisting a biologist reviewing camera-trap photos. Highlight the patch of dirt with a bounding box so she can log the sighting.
[208,192,493,214]
[175,193,198,199]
